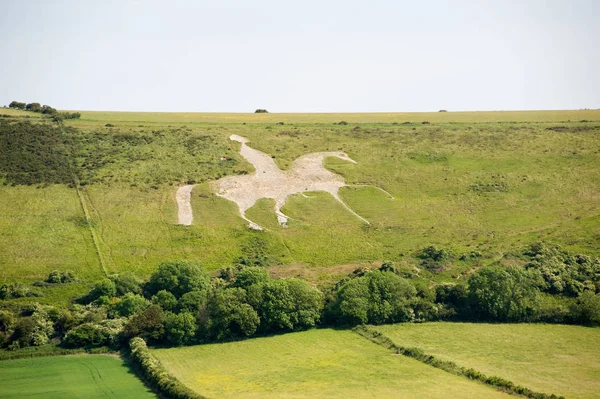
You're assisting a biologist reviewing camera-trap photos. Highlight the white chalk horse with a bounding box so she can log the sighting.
[176,135,393,230]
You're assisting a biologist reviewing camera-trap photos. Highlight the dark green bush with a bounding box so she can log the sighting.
[123,305,165,343]
[109,293,150,318]
[63,323,110,348]
[110,273,143,296]
[152,290,178,311]
[570,291,600,326]
[145,261,210,298]
[330,271,417,325]
[46,270,75,284]
[247,279,323,333]
[468,266,541,322]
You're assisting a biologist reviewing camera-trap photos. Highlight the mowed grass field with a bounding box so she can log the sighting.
[152,328,510,399]
[375,323,600,399]
[1,109,599,288]
[0,355,156,399]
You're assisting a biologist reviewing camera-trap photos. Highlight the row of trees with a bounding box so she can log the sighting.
[1,244,599,351]
[8,100,80,120]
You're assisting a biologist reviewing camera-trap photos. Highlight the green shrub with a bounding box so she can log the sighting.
[232,266,269,288]
[63,323,110,348]
[85,279,117,303]
[570,291,600,326]
[177,290,208,314]
[468,266,541,322]
[109,293,150,318]
[247,279,324,333]
[331,271,417,325]
[46,270,75,284]
[152,290,178,311]
[145,261,210,298]
[110,272,143,296]
[123,305,165,343]
[208,288,259,340]
[163,312,197,346]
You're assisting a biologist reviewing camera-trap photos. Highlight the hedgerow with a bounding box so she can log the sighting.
[354,325,565,399]
[128,337,206,399]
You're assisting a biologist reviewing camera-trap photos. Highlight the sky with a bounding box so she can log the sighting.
[1,0,598,112]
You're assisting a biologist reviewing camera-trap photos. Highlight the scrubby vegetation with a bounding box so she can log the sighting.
[0,120,75,185]
[0,242,597,355]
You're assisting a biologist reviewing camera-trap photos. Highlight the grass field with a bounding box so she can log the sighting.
[0,355,155,398]
[1,109,599,293]
[375,322,600,399]
[152,328,511,399]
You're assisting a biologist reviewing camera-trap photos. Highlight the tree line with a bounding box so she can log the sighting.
[8,100,80,121]
[0,242,598,351]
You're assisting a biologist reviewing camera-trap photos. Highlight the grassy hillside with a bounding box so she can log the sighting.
[375,322,600,399]
[1,110,599,292]
[152,328,510,399]
[0,355,156,398]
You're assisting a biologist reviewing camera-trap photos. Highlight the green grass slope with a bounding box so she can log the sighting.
[375,322,600,399]
[1,110,599,290]
[0,355,156,399]
[152,328,510,399]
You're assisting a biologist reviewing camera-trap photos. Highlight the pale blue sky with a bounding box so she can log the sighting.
[1,0,598,112]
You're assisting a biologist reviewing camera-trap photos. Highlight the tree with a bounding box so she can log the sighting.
[10,317,36,347]
[467,266,541,321]
[0,310,15,333]
[40,105,57,115]
[331,271,417,325]
[177,289,208,314]
[145,261,210,298]
[9,101,25,110]
[254,109,268,113]
[63,323,109,348]
[248,279,323,332]
[86,279,117,302]
[110,273,142,296]
[208,288,259,340]
[232,266,269,288]
[152,290,178,312]
[25,103,41,112]
[163,312,197,345]
[571,291,600,326]
[109,293,149,318]
[123,305,165,343]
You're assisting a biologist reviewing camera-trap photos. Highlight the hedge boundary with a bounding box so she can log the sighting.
[128,337,207,399]
[353,325,565,399]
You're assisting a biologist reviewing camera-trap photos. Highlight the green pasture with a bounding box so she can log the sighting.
[66,109,600,126]
[152,328,510,399]
[1,110,599,291]
[375,322,600,399]
[0,355,155,398]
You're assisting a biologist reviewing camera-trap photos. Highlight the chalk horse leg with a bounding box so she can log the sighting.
[331,190,370,225]
[238,206,264,231]
[274,198,291,227]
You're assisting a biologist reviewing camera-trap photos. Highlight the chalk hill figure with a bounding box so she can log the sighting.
[176,135,393,230]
